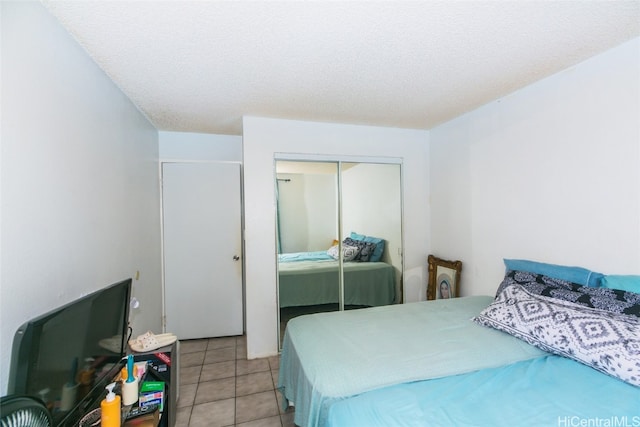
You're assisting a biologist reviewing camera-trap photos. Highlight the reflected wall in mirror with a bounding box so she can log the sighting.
[275,159,403,347]
[276,161,338,255]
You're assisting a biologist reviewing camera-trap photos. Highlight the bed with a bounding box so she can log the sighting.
[278,261,640,427]
[278,251,396,308]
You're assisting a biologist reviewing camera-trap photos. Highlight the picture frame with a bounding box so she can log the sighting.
[427,255,462,300]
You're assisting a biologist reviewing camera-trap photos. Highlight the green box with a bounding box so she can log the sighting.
[139,381,165,411]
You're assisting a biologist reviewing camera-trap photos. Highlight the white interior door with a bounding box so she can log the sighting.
[162,162,243,339]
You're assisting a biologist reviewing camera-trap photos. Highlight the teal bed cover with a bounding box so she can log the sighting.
[278,296,547,427]
[278,251,333,262]
[326,354,640,426]
[278,259,395,307]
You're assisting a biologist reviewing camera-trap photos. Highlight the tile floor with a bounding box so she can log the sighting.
[176,335,295,427]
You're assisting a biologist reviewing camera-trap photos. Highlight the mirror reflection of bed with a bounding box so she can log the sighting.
[275,159,403,347]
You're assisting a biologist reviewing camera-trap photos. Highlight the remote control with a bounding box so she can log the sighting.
[125,403,160,420]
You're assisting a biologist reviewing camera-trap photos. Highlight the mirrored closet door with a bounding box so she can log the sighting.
[275,158,403,346]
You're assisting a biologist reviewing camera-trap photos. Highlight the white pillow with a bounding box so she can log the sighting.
[474,283,640,386]
[327,244,360,261]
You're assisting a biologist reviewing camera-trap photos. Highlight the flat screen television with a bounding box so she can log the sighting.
[8,278,132,426]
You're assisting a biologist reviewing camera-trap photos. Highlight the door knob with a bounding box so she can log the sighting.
[233,255,240,261]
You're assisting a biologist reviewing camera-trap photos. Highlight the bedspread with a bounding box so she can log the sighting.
[326,354,640,427]
[278,296,547,427]
[278,260,395,307]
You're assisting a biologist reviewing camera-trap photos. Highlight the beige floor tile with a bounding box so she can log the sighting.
[194,377,236,404]
[180,365,202,385]
[179,339,208,354]
[180,351,205,368]
[189,398,235,427]
[177,383,197,408]
[267,355,280,370]
[236,371,274,396]
[235,391,279,424]
[236,341,248,359]
[173,335,293,427]
[207,336,237,350]
[200,360,236,382]
[174,405,192,427]
[237,414,282,427]
[236,358,270,375]
[204,346,236,364]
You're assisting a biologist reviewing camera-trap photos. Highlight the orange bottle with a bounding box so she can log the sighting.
[100,382,121,427]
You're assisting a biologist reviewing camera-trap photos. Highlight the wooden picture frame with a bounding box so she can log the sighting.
[427,255,462,300]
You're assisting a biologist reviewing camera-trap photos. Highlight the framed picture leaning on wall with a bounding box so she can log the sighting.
[427,255,462,300]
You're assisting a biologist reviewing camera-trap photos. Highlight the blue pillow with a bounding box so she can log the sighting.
[350,232,366,241]
[503,259,603,288]
[601,275,640,293]
[350,232,385,262]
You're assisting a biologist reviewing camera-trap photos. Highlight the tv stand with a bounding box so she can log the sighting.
[130,341,179,427]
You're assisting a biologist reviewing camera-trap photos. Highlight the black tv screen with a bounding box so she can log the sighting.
[8,278,132,426]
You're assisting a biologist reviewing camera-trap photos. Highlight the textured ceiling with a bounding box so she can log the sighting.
[42,1,640,136]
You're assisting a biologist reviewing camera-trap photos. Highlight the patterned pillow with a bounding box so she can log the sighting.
[327,244,360,261]
[496,270,640,318]
[350,232,385,262]
[475,284,640,386]
[342,238,376,262]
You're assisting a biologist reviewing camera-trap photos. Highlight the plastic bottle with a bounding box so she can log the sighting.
[100,382,121,427]
[60,357,78,411]
[77,357,95,400]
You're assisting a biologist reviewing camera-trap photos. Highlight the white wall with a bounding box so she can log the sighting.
[277,172,337,253]
[243,117,429,358]
[159,131,242,162]
[0,2,162,393]
[277,165,403,255]
[430,37,640,297]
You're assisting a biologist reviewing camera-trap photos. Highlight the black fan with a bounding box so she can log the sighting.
[0,395,52,427]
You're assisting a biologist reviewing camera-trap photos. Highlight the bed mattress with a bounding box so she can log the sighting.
[278,259,395,307]
[278,296,547,427]
[326,354,640,426]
